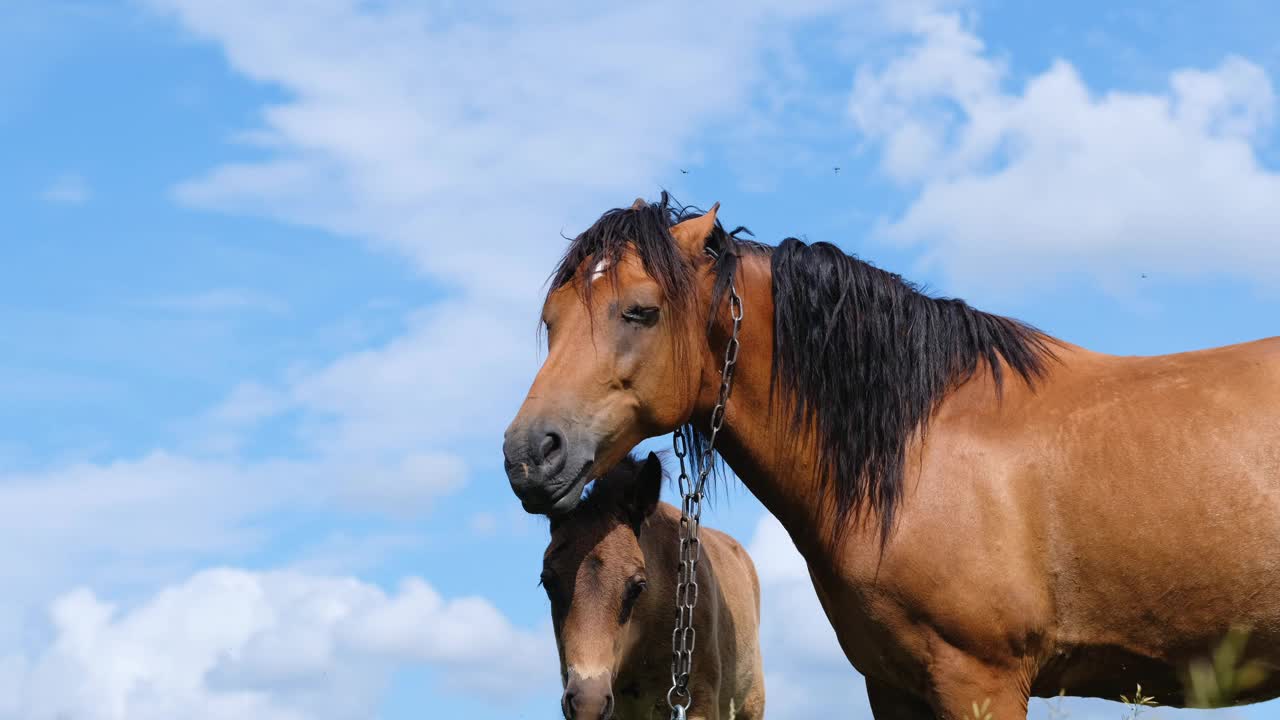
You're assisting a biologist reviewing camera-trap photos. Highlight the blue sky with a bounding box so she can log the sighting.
[2,1,1278,718]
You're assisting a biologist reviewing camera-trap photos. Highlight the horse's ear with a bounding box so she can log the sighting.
[669,202,719,257]
[631,197,648,211]
[628,452,663,531]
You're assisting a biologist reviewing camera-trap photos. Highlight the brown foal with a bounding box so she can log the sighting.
[540,452,765,720]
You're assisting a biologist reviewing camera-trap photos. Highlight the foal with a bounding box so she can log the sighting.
[540,452,764,720]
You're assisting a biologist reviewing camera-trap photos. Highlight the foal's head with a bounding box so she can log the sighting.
[541,452,664,720]
[504,196,734,515]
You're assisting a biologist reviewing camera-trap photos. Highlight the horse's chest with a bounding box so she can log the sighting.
[804,557,935,688]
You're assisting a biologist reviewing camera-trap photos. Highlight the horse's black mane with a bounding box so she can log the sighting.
[770,238,1056,542]
[547,192,1057,544]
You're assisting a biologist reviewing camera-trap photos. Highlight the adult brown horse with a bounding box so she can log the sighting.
[502,193,1280,719]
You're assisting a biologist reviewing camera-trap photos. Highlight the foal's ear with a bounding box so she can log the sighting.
[669,202,719,258]
[628,452,664,530]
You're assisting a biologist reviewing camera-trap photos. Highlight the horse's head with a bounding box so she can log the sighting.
[540,452,664,720]
[503,197,726,515]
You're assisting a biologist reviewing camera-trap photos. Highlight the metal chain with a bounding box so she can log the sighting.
[667,279,743,719]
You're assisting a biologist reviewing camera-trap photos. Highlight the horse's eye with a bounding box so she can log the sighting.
[621,305,659,327]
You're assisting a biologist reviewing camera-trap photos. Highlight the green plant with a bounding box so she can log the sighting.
[1118,683,1157,719]
[1184,625,1270,708]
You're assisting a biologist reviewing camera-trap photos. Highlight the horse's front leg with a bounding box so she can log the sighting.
[927,651,1032,720]
[866,677,937,719]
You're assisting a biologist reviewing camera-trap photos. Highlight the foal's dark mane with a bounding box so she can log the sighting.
[571,454,648,524]
[547,193,1057,543]
[551,453,668,532]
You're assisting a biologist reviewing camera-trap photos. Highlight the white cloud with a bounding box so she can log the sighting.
[144,0,793,296]
[332,450,467,517]
[0,452,281,566]
[0,568,555,720]
[284,299,533,456]
[206,381,287,428]
[174,300,525,519]
[143,0,956,297]
[284,531,428,577]
[0,451,305,651]
[851,11,1280,294]
[0,445,472,633]
[40,172,90,205]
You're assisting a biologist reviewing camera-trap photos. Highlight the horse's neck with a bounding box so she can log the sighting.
[699,252,849,555]
[699,252,1062,559]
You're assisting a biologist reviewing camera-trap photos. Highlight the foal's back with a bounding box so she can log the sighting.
[637,502,764,719]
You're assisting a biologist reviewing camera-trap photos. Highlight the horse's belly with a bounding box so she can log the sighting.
[1035,637,1280,707]
[1042,502,1280,701]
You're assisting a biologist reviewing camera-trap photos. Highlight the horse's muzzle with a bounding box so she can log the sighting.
[503,418,595,515]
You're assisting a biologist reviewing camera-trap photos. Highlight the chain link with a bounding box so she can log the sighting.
[668,279,743,718]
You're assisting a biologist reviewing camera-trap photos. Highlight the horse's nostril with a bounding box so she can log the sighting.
[601,692,614,720]
[561,689,576,719]
[540,431,563,464]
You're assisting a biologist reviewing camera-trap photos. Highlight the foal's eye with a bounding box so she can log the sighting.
[628,577,648,596]
[619,575,647,624]
[621,305,659,327]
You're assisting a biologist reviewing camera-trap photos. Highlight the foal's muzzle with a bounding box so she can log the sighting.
[562,672,614,720]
